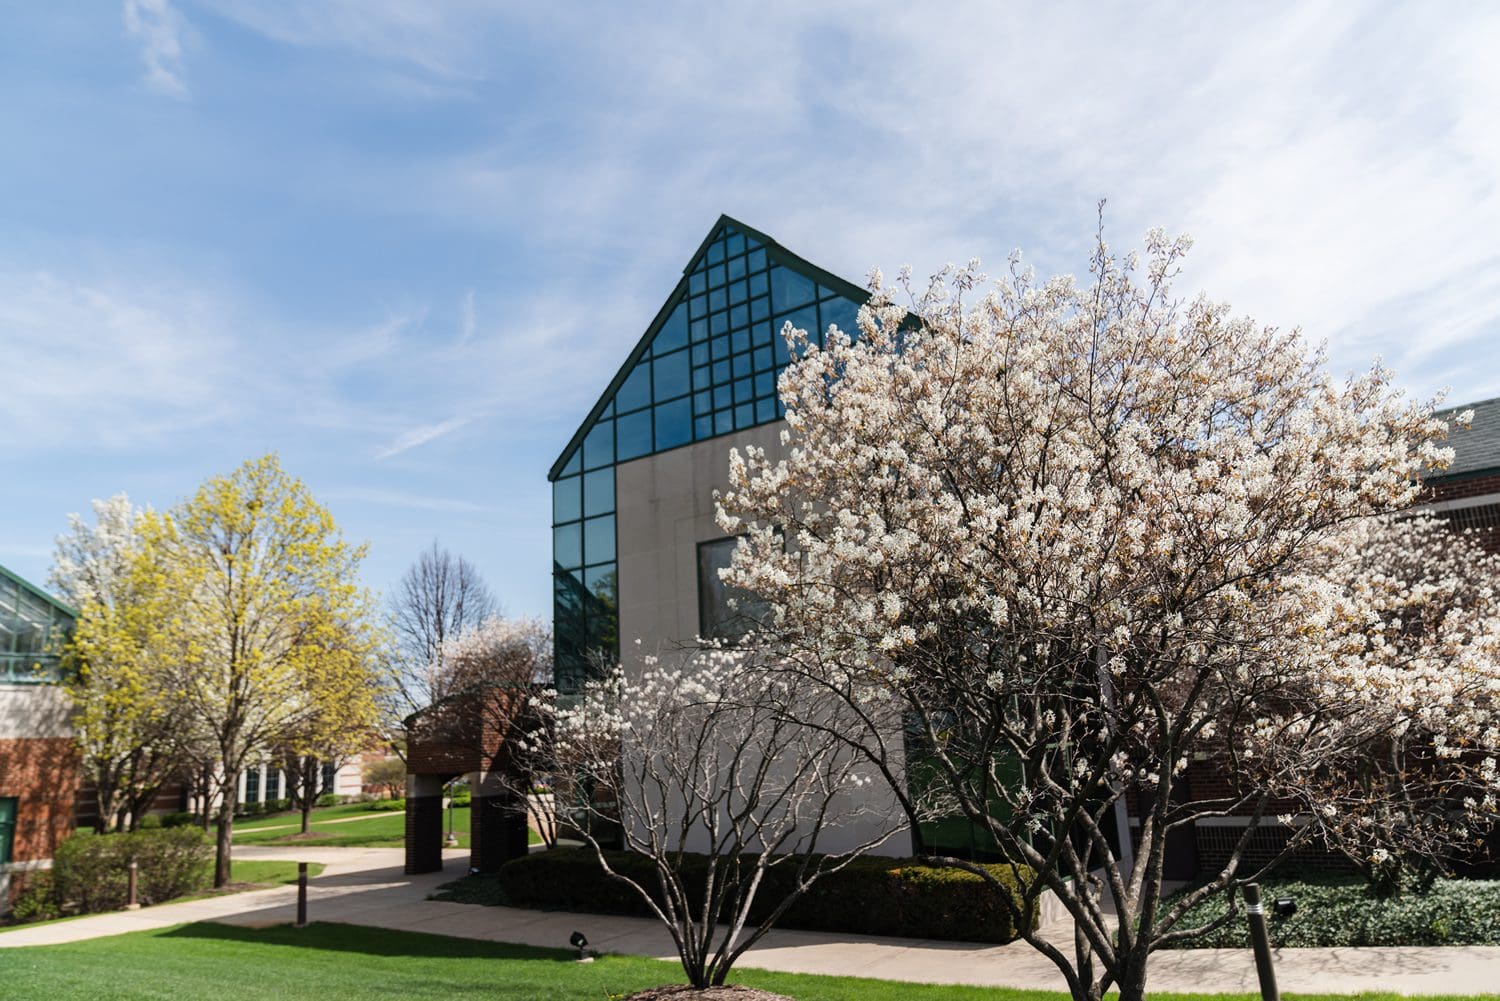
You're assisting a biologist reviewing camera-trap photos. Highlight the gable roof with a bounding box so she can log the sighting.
[547,214,871,482]
[0,560,78,622]
[1434,395,1500,479]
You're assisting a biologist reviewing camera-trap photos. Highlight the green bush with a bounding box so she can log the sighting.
[138,814,163,829]
[51,827,212,913]
[1162,873,1500,948]
[10,871,61,923]
[161,811,197,829]
[316,793,341,808]
[436,848,1035,944]
[449,787,472,807]
[365,798,405,812]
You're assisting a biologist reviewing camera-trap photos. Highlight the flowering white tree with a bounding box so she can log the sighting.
[535,648,901,990]
[1275,513,1500,892]
[715,225,1497,1001]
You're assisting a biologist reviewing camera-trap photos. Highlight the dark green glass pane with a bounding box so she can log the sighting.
[712,360,730,384]
[731,279,748,303]
[750,271,768,296]
[583,467,614,518]
[731,328,750,353]
[617,409,652,461]
[709,287,726,312]
[691,343,709,366]
[561,448,581,476]
[730,303,748,328]
[707,238,726,265]
[714,384,732,409]
[710,312,727,336]
[554,523,583,569]
[584,515,616,563]
[751,296,770,322]
[693,365,710,390]
[771,267,815,311]
[583,420,614,470]
[654,397,692,450]
[553,475,581,523]
[653,349,691,400]
[657,302,689,353]
[585,564,618,611]
[711,336,730,361]
[710,263,727,288]
[727,232,745,256]
[694,415,713,439]
[734,378,752,404]
[821,297,859,340]
[690,272,706,295]
[748,248,766,271]
[694,390,711,414]
[618,363,652,413]
[735,402,754,428]
[727,255,746,280]
[733,353,752,380]
[753,347,772,373]
[715,410,734,434]
[755,371,774,397]
[690,294,707,318]
[690,318,708,342]
[757,397,777,423]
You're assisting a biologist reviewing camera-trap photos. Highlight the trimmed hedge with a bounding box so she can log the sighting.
[1162,873,1500,948]
[435,848,1035,944]
[51,827,212,913]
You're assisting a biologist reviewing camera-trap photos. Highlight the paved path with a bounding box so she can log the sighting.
[3,846,1498,996]
[234,809,410,835]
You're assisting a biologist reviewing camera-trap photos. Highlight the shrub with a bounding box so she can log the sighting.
[437,848,1035,944]
[138,814,163,829]
[51,827,212,913]
[365,797,405,812]
[449,787,472,807]
[316,793,340,808]
[10,871,61,923]
[161,811,197,829]
[1162,873,1500,948]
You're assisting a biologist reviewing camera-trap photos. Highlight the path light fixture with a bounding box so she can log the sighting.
[1273,896,1298,918]
[570,930,591,963]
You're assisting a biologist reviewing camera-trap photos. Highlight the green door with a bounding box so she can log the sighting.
[0,797,17,864]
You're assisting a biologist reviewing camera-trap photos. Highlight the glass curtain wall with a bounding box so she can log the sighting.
[550,220,866,693]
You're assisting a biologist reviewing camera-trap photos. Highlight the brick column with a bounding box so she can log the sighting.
[404,774,445,875]
[469,793,529,873]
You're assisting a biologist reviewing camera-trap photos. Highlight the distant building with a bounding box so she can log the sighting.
[0,563,79,911]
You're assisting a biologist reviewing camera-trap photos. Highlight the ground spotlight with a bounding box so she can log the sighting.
[570,930,590,962]
[1273,896,1298,918]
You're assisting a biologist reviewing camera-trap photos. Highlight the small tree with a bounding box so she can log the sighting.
[534,648,901,990]
[716,225,1495,1001]
[362,757,406,799]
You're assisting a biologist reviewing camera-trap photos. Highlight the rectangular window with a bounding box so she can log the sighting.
[0,797,16,864]
[244,768,260,804]
[321,762,337,795]
[697,537,771,644]
[265,768,280,803]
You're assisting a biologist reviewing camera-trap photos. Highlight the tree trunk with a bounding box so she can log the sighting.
[301,791,313,835]
[214,796,235,888]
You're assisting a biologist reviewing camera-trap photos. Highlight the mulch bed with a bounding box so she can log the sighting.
[622,987,795,1000]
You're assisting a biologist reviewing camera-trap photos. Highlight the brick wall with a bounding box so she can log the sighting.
[0,737,80,864]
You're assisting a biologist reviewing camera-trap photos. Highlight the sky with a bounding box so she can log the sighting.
[4,1,1500,617]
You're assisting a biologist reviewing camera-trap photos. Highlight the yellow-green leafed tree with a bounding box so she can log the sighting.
[55,495,182,833]
[275,606,386,835]
[137,455,378,887]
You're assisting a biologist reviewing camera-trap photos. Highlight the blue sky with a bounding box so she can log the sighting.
[4,2,1500,617]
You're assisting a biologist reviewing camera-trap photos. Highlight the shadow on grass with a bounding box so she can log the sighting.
[160,921,581,964]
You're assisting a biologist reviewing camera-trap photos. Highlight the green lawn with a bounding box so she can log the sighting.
[0,922,1487,1001]
[233,805,468,848]
[232,803,541,849]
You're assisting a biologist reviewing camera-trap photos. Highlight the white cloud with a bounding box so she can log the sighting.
[374,415,478,459]
[123,0,188,98]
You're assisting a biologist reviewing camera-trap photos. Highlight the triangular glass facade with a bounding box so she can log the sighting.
[0,563,75,684]
[550,217,866,692]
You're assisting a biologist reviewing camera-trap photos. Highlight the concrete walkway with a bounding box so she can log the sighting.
[3,846,1498,996]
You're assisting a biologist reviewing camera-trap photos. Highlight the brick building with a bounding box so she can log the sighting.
[0,563,80,911]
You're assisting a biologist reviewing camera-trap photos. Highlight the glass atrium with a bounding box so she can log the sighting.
[549,216,867,692]
[0,564,75,684]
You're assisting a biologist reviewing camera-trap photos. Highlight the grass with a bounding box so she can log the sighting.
[233,805,470,848]
[232,803,543,849]
[1,921,1487,1001]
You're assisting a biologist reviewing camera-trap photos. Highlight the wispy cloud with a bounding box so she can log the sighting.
[374,415,478,459]
[123,0,188,98]
[318,487,494,515]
